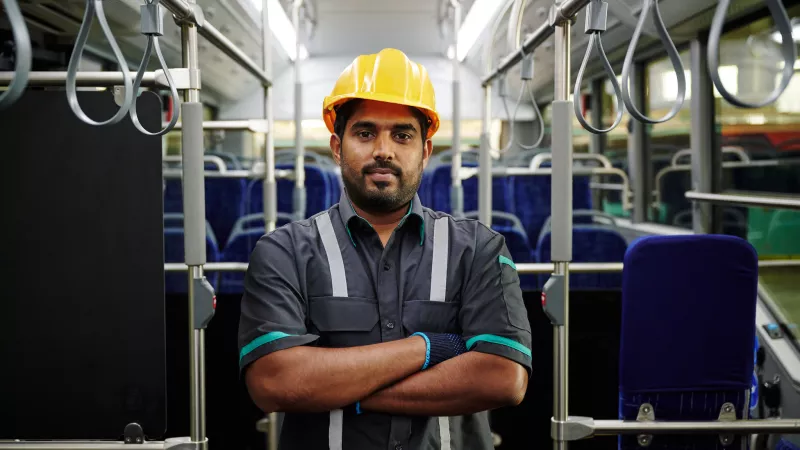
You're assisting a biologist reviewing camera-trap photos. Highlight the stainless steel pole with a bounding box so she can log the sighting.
[263,0,277,233]
[292,0,306,221]
[552,5,572,450]
[478,84,493,226]
[450,0,464,218]
[180,2,207,445]
[689,37,721,234]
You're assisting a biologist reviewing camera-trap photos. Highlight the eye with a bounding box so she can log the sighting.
[356,130,373,139]
[395,132,412,141]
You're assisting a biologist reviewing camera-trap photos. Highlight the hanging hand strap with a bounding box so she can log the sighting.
[707,0,796,109]
[620,0,686,124]
[0,0,31,111]
[65,0,134,126]
[573,0,624,134]
[130,0,181,136]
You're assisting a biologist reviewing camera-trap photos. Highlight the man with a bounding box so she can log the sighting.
[238,48,532,450]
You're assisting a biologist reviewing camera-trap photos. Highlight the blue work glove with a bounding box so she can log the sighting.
[411,332,467,370]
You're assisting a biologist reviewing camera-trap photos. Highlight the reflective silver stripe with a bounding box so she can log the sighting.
[315,212,348,297]
[439,416,451,450]
[315,212,346,450]
[328,409,343,450]
[430,217,449,302]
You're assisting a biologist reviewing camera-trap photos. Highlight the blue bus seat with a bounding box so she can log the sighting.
[619,235,758,450]
[218,213,293,294]
[508,174,592,248]
[464,211,537,290]
[535,212,627,289]
[428,163,511,214]
[162,162,245,245]
[163,213,220,294]
[246,164,334,218]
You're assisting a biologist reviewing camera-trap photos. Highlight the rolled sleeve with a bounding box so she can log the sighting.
[460,229,533,375]
[238,229,319,373]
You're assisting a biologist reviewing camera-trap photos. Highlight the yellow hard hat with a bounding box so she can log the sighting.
[322,48,440,139]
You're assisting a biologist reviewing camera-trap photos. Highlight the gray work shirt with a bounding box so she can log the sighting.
[238,191,532,450]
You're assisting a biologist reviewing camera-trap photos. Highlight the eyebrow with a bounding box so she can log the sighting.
[350,121,418,134]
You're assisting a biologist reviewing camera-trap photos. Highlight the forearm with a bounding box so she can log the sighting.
[246,336,426,413]
[359,352,528,416]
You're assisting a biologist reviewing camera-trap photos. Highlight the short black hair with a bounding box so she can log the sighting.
[333,99,430,144]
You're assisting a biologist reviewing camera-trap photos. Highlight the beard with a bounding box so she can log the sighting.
[340,156,422,214]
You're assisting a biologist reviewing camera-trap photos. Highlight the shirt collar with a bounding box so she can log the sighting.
[338,189,426,247]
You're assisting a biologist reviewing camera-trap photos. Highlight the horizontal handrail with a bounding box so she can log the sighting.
[168,120,269,133]
[592,418,800,435]
[164,260,799,274]
[671,147,751,166]
[651,158,800,208]
[483,0,590,85]
[0,71,162,88]
[530,153,613,170]
[165,262,249,272]
[163,155,227,172]
[161,169,294,179]
[160,0,271,87]
[0,442,168,450]
[686,191,800,211]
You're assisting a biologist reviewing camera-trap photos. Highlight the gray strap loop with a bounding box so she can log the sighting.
[315,213,348,297]
[65,0,134,126]
[574,32,624,134]
[130,0,181,136]
[430,217,449,302]
[620,0,686,124]
[0,0,31,111]
[708,0,796,109]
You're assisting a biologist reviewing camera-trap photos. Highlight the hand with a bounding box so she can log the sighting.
[411,332,467,370]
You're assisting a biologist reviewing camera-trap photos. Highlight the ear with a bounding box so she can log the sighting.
[330,134,342,165]
[421,138,433,170]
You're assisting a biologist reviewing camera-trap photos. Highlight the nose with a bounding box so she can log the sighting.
[372,131,395,161]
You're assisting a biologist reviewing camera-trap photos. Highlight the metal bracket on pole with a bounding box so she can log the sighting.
[637,403,655,447]
[193,277,216,329]
[171,3,205,27]
[551,416,596,441]
[542,274,566,325]
[163,437,209,450]
[718,402,736,447]
[548,3,576,27]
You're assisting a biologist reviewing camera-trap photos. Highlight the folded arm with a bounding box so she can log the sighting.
[359,351,528,416]
[245,335,427,414]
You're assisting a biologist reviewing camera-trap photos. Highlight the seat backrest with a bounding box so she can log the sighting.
[508,175,592,248]
[246,164,334,218]
[536,225,628,289]
[163,214,220,294]
[618,235,758,450]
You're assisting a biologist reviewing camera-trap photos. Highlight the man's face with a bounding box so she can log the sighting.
[331,100,433,214]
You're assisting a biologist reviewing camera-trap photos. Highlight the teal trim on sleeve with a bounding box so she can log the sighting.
[498,255,517,270]
[466,334,531,358]
[240,332,293,362]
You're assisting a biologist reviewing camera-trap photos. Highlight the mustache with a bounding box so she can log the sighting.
[362,160,402,176]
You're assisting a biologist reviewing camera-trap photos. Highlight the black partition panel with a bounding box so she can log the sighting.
[0,91,167,440]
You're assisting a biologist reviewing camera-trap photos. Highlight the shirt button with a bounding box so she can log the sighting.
[386,321,395,329]
[384,263,391,271]
[395,445,403,450]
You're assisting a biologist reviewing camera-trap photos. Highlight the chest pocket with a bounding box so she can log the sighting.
[402,300,460,335]
[309,296,380,348]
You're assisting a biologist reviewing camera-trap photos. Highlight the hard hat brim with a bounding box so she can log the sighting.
[323,92,440,139]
